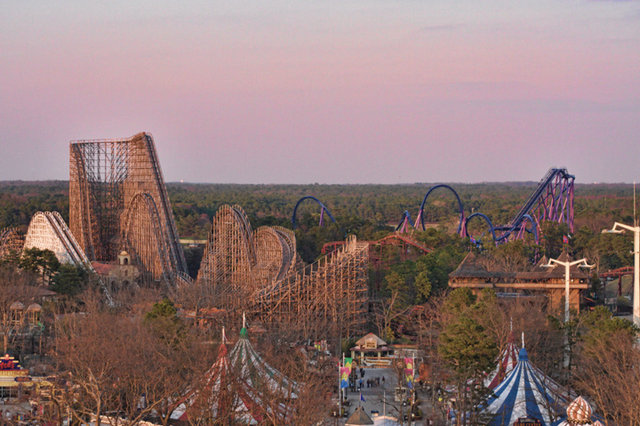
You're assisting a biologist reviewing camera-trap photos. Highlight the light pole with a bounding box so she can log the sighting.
[603,222,640,327]
[543,257,594,323]
[543,256,593,369]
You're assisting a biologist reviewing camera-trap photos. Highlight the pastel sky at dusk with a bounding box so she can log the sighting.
[1,1,639,184]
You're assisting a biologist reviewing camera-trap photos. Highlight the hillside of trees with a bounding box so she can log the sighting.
[2,180,634,236]
[1,179,635,264]
[2,180,636,309]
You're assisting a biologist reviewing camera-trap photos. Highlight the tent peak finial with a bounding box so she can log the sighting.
[521,331,525,349]
[240,313,248,338]
[222,326,226,344]
[518,347,528,360]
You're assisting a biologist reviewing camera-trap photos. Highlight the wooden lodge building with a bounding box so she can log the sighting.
[448,251,590,314]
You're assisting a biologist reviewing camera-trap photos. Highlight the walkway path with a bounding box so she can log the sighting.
[336,367,442,425]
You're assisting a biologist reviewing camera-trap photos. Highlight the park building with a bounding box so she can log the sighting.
[349,333,393,366]
[1,300,48,370]
[349,332,422,370]
[0,354,34,399]
[7,302,42,328]
[91,251,141,292]
[448,251,590,314]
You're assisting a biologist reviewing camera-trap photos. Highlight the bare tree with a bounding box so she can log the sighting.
[51,303,207,425]
[260,341,333,425]
[375,289,411,341]
[474,295,564,380]
[572,320,640,423]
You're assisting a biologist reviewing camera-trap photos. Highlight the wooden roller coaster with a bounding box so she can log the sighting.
[0,227,23,260]
[66,132,368,329]
[69,132,188,284]
[197,205,369,339]
[23,211,91,267]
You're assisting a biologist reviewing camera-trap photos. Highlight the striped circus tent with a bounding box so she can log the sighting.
[485,334,519,389]
[480,347,570,425]
[230,326,299,400]
[171,331,257,423]
[171,326,298,424]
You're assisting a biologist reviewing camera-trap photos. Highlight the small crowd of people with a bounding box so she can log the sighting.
[348,367,389,392]
[356,375,385,391]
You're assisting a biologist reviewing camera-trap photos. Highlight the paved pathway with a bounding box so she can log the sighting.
[336,367,440,425]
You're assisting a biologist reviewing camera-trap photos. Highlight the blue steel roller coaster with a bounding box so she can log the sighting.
[394,168,574,246]
[465,168,574,245]
[291,196,337,230]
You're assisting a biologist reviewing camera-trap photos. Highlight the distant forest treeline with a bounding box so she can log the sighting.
[1,180,637,278]
[1,180,634,239]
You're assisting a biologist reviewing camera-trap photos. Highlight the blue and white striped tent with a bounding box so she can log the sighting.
[480,347,569,425]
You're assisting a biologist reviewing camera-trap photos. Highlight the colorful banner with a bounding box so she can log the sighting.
[344,357,353,374]
[340,367,350,389]
[404,357,414,389]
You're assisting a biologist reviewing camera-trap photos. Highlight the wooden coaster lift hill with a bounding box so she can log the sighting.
[67,133,369,338]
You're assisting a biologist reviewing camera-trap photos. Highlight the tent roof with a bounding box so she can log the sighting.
[346,406,374,425]
[481,347,570,425]
[171,341,260,423]
[230,329,299,399]
[485,335,519,389]
[172,326,298,424]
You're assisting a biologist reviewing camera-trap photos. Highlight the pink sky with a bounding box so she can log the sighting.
[1,1,639,183]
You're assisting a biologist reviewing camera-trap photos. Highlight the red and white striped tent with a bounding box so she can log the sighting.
[484,333,519,389]
[230,327,299,401]
[171,326,298,424]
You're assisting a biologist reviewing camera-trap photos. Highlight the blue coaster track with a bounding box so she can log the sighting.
[465,168,574,245]
[291,196,336,229]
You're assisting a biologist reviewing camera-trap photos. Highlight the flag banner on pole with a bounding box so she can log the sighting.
[340,367,350,388]
[404,357,414,389]
[360,391,365,402]
[344,357,353,374]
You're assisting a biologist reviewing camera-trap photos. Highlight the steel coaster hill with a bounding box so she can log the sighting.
[396,168,574,246]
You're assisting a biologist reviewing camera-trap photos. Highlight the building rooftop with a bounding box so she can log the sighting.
[449,250,590,282]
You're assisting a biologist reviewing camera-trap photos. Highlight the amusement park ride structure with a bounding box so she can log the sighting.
[600,266,634,297]
[0,135,580,340]
[395,168,575,246]
[69,133,188,284]
[466,168,574,245]
[196,204,298,301]
[23,211,92,268]
[197,204,368,338]
[414,184,465,235]
[291,196,336,229]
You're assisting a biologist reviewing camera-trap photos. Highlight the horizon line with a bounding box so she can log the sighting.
[0,179,635,186]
